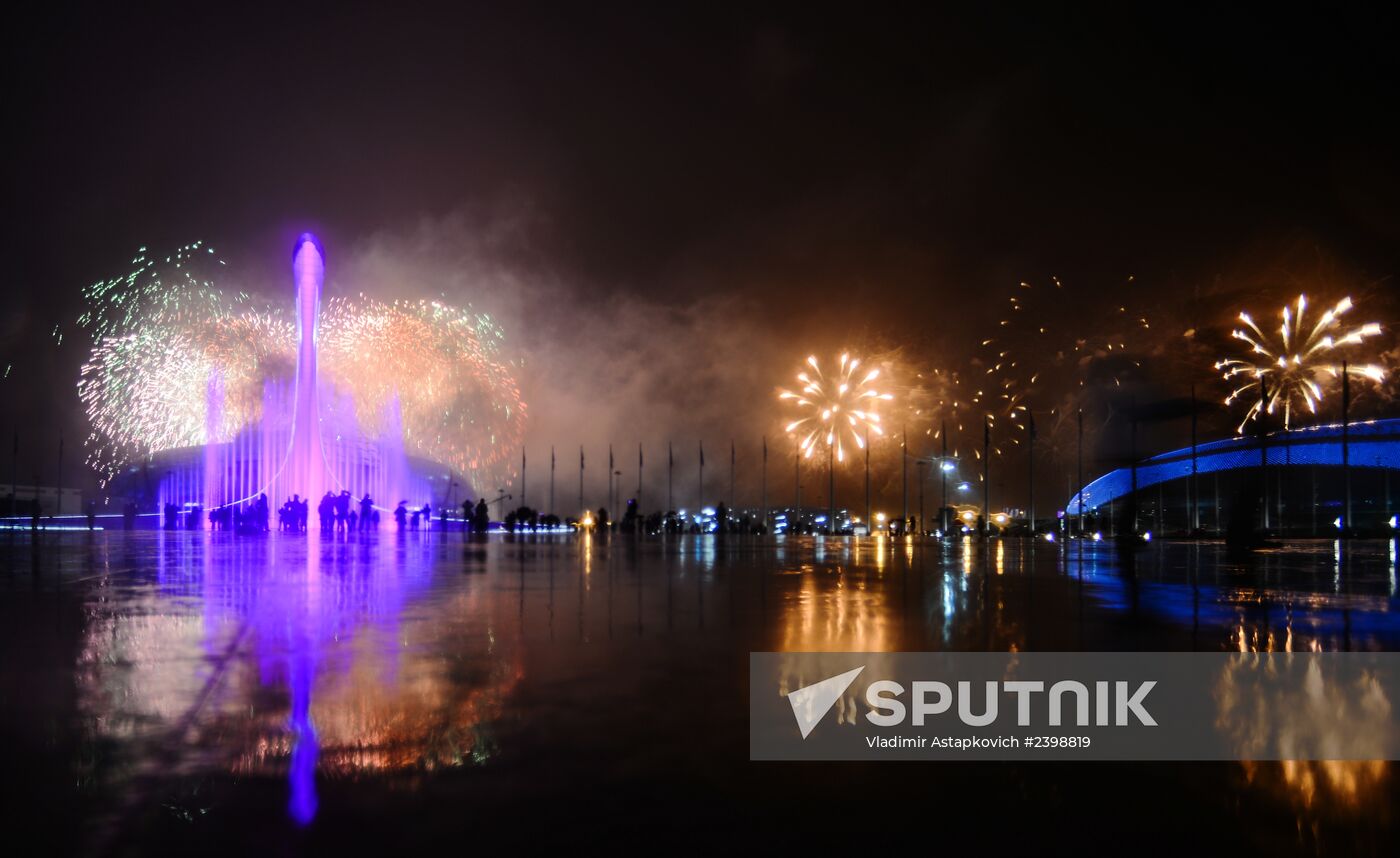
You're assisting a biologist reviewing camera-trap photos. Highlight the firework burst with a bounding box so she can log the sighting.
[1215,294,1384,432]
[75,243,527,487]
[778,352,893,462]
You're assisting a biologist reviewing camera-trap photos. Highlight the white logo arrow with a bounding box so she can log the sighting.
[787,666,865,739]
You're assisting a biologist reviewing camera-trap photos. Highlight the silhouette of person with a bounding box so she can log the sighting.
[359,494,374,530]
[394,501,408,530]
[319,492,334,531]
[337,491,353,533]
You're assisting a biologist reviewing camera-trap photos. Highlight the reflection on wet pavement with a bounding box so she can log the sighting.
[2,531,1396,854]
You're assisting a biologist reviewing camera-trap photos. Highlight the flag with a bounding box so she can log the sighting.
[638,443,643,468]
[763,435,767,462]
[1029,411,1037,441]
[580,446,585,469]
[668,442,673,466]
[551,446,555,469]
[730,440,735,466]
[699,441,705,467]
[609,445,614,470]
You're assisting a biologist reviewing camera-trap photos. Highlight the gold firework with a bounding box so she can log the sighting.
[1215,295,1384,432]
[778,352,893,462]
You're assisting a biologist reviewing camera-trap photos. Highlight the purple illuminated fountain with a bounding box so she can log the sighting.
[184,234,427,525]
[287,234,328,511]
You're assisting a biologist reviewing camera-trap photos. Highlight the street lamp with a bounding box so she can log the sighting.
[913,454,959,535]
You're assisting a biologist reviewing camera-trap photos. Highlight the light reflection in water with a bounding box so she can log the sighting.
[763,536,1397,837]
[55,533,1399,844]
[1224,617,1393,828]
[1334,539,1342,592]
[1390,539,1396,596]
[80,532,522,828]
[777,564,894,653]
[1240,758,1389,819]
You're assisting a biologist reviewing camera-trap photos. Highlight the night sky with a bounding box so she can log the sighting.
[5,3,1399,496]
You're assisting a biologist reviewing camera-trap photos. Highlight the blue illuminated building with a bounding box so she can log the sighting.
[1066,418,1400,535]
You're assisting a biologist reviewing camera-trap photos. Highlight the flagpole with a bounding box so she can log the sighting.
[794,436,801,513]
[579,446,585,516]
[1190,385,1198,533]
[1343,359,1351,536]
[940,419,948,534]
[729,440,735,512]
[637,443,643,514]
[668,442,674,513]
[550,445,556,517]
[761,435,768,533]
[864,426,871,534]
[901,424,908,532]
[698,441,704,512]
[1076,410,1084,537]
[521,447,526,511]
[1027,412,1035,537]
[982,415,990,538]
[817,439,828,531]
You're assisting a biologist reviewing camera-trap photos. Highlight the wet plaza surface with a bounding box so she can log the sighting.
[2,530,1398,855]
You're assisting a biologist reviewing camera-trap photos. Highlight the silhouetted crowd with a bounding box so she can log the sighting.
[188,489,446,534]
[206,494,269,532]
[462,498,491,533]
[138,490,775,537]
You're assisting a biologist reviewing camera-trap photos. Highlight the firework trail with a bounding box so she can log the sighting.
[1215,294,1384,432]
[977,276,1151,459]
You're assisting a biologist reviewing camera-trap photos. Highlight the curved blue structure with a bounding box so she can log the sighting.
[1066,418,1400,512]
